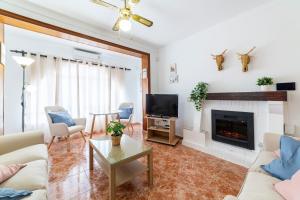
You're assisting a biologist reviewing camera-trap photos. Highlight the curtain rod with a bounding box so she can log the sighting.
[9,50,131,71]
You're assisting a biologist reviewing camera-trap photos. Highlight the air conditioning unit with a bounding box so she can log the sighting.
[72,48,101,63]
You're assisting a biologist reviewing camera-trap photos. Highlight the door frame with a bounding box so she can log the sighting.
[0,9,150,131]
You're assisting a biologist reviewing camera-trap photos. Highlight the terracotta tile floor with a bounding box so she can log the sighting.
[48,125,247,200]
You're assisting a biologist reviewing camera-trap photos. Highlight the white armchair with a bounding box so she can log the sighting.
[117,102,134,134]
[45,106,86,149]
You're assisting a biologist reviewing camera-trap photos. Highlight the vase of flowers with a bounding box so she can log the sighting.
[257,77,274,91]
[189,82,208,132]
[107,121,126,146]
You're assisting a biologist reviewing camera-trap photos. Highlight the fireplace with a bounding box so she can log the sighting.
[211,110,254,150]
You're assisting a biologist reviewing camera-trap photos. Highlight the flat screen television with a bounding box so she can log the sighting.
[146,94,178,117]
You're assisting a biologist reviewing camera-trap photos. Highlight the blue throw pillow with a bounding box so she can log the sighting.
[0,188,32,199]
[261,136,300,180]
[119,108,133,119]
[48,111,76,127]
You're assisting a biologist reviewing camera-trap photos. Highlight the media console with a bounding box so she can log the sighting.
[146,116,180,146]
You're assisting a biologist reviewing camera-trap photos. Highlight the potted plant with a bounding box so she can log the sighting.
[189,82,208,132]
[106,121,126,146]
[257,77,274,91]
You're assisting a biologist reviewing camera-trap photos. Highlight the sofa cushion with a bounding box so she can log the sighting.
[262,136,300,180]
[48,111,76,127]
[0,164,26,184]
[238,172,283,200]
[0,188,32,199]
[274,149,280,157]
[249,151,277,174]
[0,144,48,165]
[23,189,47,200]
[119,108,133,119]
[0,160,48,191]
[275,170,300,200]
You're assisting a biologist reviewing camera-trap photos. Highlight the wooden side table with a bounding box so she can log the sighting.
[89,111,121,138]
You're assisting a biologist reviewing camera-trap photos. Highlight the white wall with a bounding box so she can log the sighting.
[158,0,300,164]
[4,27,142,133]
[158,0,300,136]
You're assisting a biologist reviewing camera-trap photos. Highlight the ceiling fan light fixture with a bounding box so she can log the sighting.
[91,0,153,31]
[119,18,132,32]
[128,0,140,6]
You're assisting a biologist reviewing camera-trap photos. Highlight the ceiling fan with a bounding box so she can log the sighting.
[91,0,153,32]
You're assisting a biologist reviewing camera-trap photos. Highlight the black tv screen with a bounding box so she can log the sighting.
[146,94,178,117]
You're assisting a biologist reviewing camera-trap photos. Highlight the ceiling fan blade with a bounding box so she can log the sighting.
[132,14,153,27]
[90,0,118,9]
[112,18,121,31]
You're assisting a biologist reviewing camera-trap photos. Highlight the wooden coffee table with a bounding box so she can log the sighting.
[89,135,153,200]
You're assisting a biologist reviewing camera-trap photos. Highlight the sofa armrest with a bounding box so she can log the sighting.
[73,118,86,126]
[0,130,44,155]
[223,195,238,200]
[263,133,282,151]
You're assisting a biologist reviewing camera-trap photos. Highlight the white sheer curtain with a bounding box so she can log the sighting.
[56,59,79,117]
[25,54,57,138]
[111,67,126,111]
[24,55,125,139]
[78,63,110,131]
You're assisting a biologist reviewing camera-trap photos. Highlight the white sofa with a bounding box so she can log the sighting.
[0,131,48,200]
[224,133,293,200]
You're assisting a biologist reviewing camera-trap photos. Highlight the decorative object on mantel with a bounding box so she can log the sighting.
[106,121,126,146]
[237,46,256,72]
[169,63,179,83]
[257,77,274,91]
[211,49,227,71]
[276,82,296,91]
[189,82,208,132]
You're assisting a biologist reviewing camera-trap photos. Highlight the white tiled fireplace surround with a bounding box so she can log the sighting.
[183,100,286,167]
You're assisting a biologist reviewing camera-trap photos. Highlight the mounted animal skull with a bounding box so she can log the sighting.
[237,47,256,72]
[211,49,227,71]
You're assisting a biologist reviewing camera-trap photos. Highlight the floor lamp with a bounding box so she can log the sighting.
[12,54,34,132]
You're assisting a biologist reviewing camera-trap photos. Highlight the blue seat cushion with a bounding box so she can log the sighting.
[48,111,76,127]
[261,135,300,180]
[0,188,32,199]
[119,108,133,119]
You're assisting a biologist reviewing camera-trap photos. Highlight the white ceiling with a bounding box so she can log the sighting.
[24,0,273,47]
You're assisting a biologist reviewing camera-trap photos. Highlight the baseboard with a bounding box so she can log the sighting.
[182,139,204,150]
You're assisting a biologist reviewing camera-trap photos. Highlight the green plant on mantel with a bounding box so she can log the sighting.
[256,77,274,86]
[107,121,126,137]
[189,82,208,111]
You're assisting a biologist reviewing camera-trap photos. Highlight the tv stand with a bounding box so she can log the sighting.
[146,116,180,146]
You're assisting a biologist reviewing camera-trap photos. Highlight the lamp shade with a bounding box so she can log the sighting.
[12,56,34,66]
